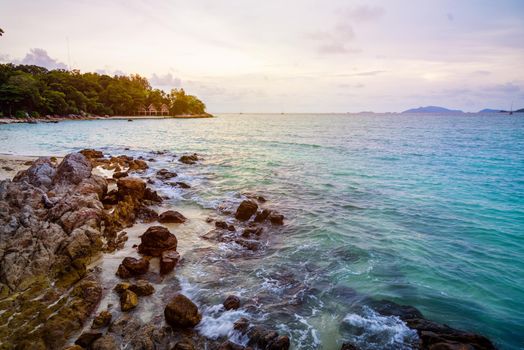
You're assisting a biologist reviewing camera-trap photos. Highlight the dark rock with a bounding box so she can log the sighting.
[235,200,258,221]
[215,220,229,229]
[158,210,187,223]
[129,280,155,296]
[103,189,119,205]
[340,343,359,350]
[120,257,149,276]
[157,168,177,179]
[53,153,92,186]
[137,206,158,223]
[242,226,263,238]
[75,332,103,348]
[138,226,177,256]
[179,154,198,164]
[160,250,180,275]
[268,336,290,350]
[233,318,250,333]
[254,209,271,223]
[120,289,139,311]
[218,340,245,350]
[269,213,284,225]
[235,238,261,251]
[228,224,236,231]
[92,310,112,329]
[144,187,163,202]
[164,293,202,328]
[128,159,148,172]
[80,149,104,159]
[172,339,195,350]
[113,171,128,179]
[114,282,131,294]
[175,182,191,189]
[223,295,241,310]
[117,177,146,198]
[116,264,132,279]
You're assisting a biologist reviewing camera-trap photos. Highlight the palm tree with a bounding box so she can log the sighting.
[0,28,4,36]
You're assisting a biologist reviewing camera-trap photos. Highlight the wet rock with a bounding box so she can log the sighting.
[64,346,83,350]
[120,256,150,276]
[116,264,132,279]
[340,343,359,350]
[175,182,191,189]
[137,206,159,223]
[179,154,198,165]
[113,171,128,179]
[242,226,263,238]
[160,250,181,275]
[91,334,119,350]
[92,310,112,329]
[215,220,229,229]
[254,209,271,223]
[235,238,261,251]
[120,289,139,311]
[128,323,170,350]
[75,332,103,348]
[129,280,155,296]
[223,295,241,310]
[117,177,146,198]
[80,149,104,159]
[158,210,187,223]
[269,213,284,225]
[108,314,142,339]
[157,168,177,179]
[235,200,258,221]
[138,226,178,256]
[114,282,131,294]
[144,187,163,202]
[102,189,119,205]
[164,293,202,328]
[128,159,148,172]
[267,336,290,350]
[218,340,245,350]
[233,318,250,333]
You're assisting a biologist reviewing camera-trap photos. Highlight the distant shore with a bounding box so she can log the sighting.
[0,113,213,124]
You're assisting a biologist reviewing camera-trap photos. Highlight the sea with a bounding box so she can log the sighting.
[0,113,523,349]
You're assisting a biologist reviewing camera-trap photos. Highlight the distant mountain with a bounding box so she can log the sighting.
[516,108,524,113]
[402,106,463,114]
[478,109,504,113]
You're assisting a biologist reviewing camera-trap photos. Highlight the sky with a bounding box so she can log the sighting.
[1,0,523,113]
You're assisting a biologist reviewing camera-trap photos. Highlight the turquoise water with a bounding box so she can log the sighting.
[1,114,523,349]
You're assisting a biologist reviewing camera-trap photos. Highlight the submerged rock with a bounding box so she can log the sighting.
[75,332,103,348]
[235,200,258,221]
[254,209,271,223]
[164,293,202,328]
[157,168,177,179]
[91,334,119,350]
[158,210,187,223]
[179,154,199,165]
[269,213,284,225]
[160,250,181,275]
[138,226,178,256]
[223,295,241,310]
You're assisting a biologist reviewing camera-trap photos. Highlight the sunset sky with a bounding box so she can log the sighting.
[1,0,523,113]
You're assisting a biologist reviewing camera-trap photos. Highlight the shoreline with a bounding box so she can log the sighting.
[0,150,497,350]
[0,113,214,125]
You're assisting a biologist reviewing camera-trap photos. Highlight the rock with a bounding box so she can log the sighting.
[12,156,56,189]
[268,336,290,350]
[158,210,187,223]
[113,171,128,179]
[129,280,155,296]
[235,238,261,251]
[172,339,196,350]
[91,334,119,350]
[215,220,229,229]
[235,200,258,221]
[64,346,84,350]
[53,153,92,186]
[340,343,359,350]
[120,289,139,312]
[114,282,131,294]
[242,226,263,238]
[80,149,104,159]
[269,213,284,225]
[157,168,177,179]
[175,182,191,189]
[116,264,132,279]
[137,206,158,223]
[144,187,163,202]
[223,295,241,310]
[75,332,103,348]
[179,154,198,164]
[254,209,271,223]
[120,256,149,275]
[117,177,146,198]
[164,293,202,328]
[138,226,178,256]
[128,159,148,171]
[257,195,267,203]
[92,310,112,329]
[218,340,245,350]
[160,250,180,275]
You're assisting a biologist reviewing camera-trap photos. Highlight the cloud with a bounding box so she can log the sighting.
[343,5,385,22]
[149,73,182,88]
[483,82,521,94]
[18,48,67,70]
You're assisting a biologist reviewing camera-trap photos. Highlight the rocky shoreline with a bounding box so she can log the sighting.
[0,114,213,125]
[0,150,497,349]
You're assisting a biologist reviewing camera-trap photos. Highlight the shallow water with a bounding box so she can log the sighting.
[1,113,523,349]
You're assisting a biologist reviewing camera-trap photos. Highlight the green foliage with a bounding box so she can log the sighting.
[0,64,207,117]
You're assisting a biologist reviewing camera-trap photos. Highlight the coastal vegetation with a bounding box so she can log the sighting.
[0,63,207,117]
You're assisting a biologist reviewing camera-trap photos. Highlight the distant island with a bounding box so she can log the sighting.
[402,106,464,114]
[0,63,210,120]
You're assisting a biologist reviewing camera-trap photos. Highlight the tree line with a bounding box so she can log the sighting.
[0,63,207,117]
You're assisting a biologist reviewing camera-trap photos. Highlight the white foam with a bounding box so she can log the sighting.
[196,304,250,341]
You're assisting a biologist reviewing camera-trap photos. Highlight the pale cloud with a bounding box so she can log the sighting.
[343,5,385,22]
[149,73,182,88]
[18,48,67,70]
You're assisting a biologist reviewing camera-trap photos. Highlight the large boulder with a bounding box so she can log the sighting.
[158,210,187,223]
[235,200,258,221]
[138,226,177,257]
[119,257,149,276]
[164,293,201,328]
[12,156,56,189]
[117,177,146,199]
[53,153,92,186]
